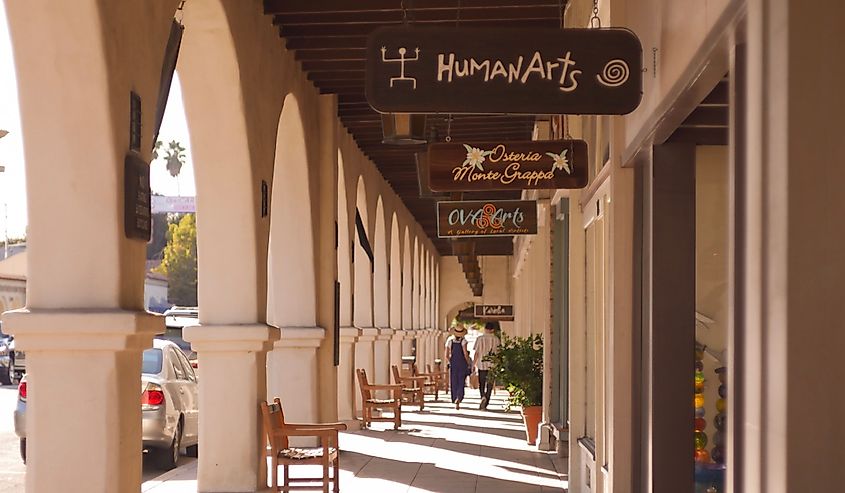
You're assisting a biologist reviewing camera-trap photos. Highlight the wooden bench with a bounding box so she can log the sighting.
[355,368,403,429]
[391,364,426,410]
[260,397,347,493]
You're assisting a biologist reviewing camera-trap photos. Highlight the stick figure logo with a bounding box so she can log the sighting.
[380,46,420,89]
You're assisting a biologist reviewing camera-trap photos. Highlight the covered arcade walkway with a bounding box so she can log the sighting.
[142,391,567,493]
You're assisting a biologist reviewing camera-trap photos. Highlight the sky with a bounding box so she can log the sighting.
[0,3,195,240]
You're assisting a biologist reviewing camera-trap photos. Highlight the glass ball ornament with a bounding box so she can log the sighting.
[696,406,706,418]
[694,448,711,463]
[711,446,725,464]
[694,430,709,450]
[695,393,705,408]
[713,431,725,447]
[715,366,727,383]
[716,398,726,413]
[714,413,726,430]
[718,384,727,398]
[694,417,707,431]
[695,360,704,372]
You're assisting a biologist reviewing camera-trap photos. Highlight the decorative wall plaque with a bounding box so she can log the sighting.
[474,304,514,321]
[366,26,643,115]
[437,200,537,238]
[124,152,152,241]
[429,139,588,191]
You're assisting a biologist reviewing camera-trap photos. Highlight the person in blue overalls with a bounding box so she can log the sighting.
[445,323,472,410]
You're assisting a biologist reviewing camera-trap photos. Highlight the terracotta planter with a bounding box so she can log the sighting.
[521,405,542,445]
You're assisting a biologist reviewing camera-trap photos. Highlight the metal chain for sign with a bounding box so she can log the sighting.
[445,115,452,142]
[456,0,461,27]
[590,0,601,28]
[400,0,407,24]
[176,0,186,25]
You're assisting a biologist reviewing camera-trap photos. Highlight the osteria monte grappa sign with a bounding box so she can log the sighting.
[366,26,642,115]
[429,139,588,192]
[437,200,538,238]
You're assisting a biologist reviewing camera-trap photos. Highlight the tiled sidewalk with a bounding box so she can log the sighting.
[143,390,568,493]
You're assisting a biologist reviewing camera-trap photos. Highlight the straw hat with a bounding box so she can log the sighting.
[451,324,467,336]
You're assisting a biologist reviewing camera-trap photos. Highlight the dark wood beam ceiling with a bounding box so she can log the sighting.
[265,1,564,255]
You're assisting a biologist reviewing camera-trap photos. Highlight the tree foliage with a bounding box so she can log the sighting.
[154,213,197,306]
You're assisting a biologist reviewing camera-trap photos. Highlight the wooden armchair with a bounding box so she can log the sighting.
[426,363,449,394]
[355,368,403,429]
[414,366,444,402]
[391,364,426,410]
[260,397,347,493]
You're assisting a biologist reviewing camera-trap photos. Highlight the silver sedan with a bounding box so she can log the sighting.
[14,338,199,470]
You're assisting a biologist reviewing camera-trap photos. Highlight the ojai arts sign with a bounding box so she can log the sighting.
[429,139,587,191]
[366,27,642,115]
[437,200,538,238]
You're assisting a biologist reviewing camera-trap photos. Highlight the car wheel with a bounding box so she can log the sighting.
[0,367,10,386]
[20,438,26,464]
[185,444,198,458]
[153,420,182,470]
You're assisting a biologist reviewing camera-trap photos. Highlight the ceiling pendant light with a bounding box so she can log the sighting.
[381,113,427,145]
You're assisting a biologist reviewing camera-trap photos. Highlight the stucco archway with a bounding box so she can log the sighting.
[267,93,316,328]
[389,213,402,329]
[373,197,389,328]
[353,176,373,328]
[402,227,413,330]
[337,150,353,327]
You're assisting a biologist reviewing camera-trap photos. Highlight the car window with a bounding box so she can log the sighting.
[142,349,163,375]
[169,349,186,380]
[174,348,196,382]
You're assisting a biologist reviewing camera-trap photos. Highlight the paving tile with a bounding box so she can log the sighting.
[143,390,568,493]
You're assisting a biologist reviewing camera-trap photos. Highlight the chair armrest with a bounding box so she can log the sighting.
[274,427,338,437]
[283,422,348,431]
[365,383,405,390]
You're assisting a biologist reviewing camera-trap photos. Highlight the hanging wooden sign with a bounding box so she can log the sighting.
[429,139,588,192]
[437,200,537,238]
[474,304,514,321]
[366,26,642,115]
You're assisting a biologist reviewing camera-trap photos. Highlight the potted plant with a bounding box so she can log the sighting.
[485,333,543,444]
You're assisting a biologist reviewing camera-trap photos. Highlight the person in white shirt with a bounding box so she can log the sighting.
[472,321,501,410]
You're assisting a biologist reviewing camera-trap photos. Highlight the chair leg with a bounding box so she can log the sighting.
[283,464,290,493]
[334,457,340,493]
[323,457,330,493]
[270,457,277,490]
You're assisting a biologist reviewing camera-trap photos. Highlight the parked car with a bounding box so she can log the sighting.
[0,330,12,385]
[14,339,199,469]
[162,306,199,369]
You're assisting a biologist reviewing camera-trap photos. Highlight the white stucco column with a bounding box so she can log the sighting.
[374,328,393,386]
[402,330,416,364]
[338,327,360,427]
[389,330,404,380]
[184,324,279,492]
[266,328,325,445]
[5,311,159,493]
[352,328,378,416]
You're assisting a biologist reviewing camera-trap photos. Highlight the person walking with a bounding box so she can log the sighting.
[445,323,472,410]
[473,321,501,410]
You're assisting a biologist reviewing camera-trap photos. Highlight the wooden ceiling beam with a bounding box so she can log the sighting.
[273,6,559,25]
[279,18,557,37]
[265,0,559,15]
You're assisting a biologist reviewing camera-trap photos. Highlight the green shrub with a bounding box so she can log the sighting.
[485,333,543,411]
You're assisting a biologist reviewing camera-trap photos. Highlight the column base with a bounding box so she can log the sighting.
[184,323,280,493]
[2,308,161,493]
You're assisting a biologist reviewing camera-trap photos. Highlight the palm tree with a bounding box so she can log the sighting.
[153,140,187,195]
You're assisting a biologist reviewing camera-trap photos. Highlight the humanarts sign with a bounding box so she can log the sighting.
[366,26,643,115]
[428,139,588,191]
[437,200,538,238]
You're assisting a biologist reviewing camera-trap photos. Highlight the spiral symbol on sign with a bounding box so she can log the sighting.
[475,203,504,230]
[596,59,630,87]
